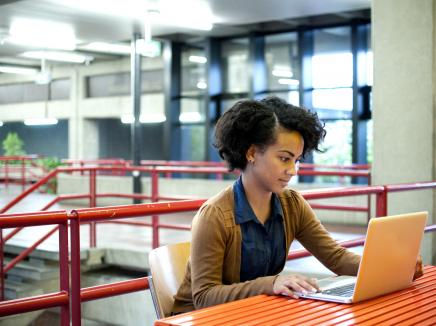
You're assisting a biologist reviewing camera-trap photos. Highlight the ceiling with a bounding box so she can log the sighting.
[0,0,371,70]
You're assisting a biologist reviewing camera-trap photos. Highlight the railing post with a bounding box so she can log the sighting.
[375,187,388,218]
[151,169,160,249]
[89,169,97,248]
[69,212,82,326]
[59,222,70,326]
[0,228,4,301]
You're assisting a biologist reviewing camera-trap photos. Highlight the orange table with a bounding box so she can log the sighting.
[155,265,436,325]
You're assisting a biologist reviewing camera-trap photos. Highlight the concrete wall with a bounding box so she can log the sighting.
[372,0,436,263]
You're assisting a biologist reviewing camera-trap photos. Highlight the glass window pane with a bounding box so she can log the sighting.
[181,47,207,95]
[312,88,352,115]
[221,97,247,113]
[87,70,163,98]
[0,83,50,104]
[180,125,205,161]
[50,78,70,100]
[222,38,249,93]
[180,98,205,123]
[366,25,373,86]
[265,32,299,91]
[314,120,352,165]
[313,27,352,88]
[266,91,299,106]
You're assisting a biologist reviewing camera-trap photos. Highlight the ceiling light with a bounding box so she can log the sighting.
[24,118,58,126]
[272,68,293,78]
[278,78,300,86]
[136,39,161,57]
[189,55,207,64]
[179,112,202,123]
[121,113,166,124]
[196,81,207,89]
[35,71,52,85]
[0,65,38,75]
[0,121,3,127]
[121,115,135,124]
[80,42,131,55]
[21,51,94,64]
[139,113,166,123]
[9,18,76,50]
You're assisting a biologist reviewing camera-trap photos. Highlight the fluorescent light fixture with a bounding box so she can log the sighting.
[272,68,293,78]
[121,115,135,124]
[135,39,161,57]
[24,118,58,126]
[21,51,93,64]
[35,71,52,85]
[196,81,207,89]
[9,18,76,50]
[80,42,131,55]
[0,65,38,75]
[139,113,166,123]
[278,78,300,86]
[179,112,202,123]
[189,55,207,64]
[121,113,166,124]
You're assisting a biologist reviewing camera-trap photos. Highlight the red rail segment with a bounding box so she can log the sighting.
[0,183,435,324]
[0,155,48,191]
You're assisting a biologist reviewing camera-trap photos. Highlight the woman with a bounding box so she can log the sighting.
[172,96,421,314]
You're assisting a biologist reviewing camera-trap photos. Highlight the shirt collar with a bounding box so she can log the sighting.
[233,176,283,224]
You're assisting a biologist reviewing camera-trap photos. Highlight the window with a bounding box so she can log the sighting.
[86,70,164,98]
[312,27,353,165]
[180,47,207,123]
[0,79,70,104]
[222,38,250,94]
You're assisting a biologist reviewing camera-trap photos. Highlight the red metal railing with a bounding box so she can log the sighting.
[60,159,371,182]
[0,210,70,324]
[0,182,435,325]
[0,155,50,192]
[0,165,371,250]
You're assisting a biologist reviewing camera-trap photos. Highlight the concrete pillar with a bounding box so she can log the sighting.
[68,67,80,159]
[372,0,436,263]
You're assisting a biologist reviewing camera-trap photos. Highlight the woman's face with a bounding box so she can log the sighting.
[247,129,304,194]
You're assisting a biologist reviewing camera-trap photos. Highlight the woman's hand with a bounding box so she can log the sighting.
[413,254,424,280]
[273,274,319,299]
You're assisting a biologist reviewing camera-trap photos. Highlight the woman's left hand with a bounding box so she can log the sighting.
[413,254,423,280]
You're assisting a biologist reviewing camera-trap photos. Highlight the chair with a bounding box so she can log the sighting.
[148,242,190,319]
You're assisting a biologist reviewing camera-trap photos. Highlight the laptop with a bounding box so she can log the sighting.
[296,211,428,304]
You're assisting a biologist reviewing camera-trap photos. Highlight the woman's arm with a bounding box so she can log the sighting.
[190,204,277,309]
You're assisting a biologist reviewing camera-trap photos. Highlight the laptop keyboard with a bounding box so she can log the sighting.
[322,283,355,297]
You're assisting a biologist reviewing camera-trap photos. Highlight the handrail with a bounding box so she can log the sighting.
[0,181,435,325]
[0,163,373,259]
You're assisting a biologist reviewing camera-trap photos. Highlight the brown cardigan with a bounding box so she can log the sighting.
[172,186,361,314]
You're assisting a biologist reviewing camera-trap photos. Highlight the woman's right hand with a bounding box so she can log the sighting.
[273,274,319,299]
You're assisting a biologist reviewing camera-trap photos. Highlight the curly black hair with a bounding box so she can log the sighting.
[214,96,326,171]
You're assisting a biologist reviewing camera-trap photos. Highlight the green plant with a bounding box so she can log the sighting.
[2,132,26,156]
[37,156,64,194]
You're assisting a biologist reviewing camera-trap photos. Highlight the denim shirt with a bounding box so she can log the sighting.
[233,177,286,282]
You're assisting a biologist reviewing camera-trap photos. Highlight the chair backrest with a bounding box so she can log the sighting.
[148,242,190,319]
